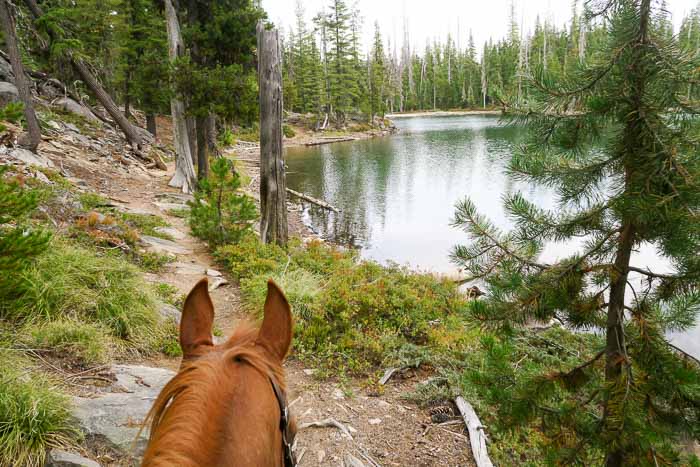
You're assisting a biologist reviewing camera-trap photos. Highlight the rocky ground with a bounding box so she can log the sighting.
[2,98,475,466]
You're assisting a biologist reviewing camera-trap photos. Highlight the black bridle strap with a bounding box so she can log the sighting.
[270,378,297,467]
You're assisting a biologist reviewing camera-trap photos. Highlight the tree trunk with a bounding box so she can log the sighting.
[146,113,157,137]
[164,0,196,193]
[0,0,41,151]
[206,113,220,158]
[196,114,208,180]
[22,0,143,149]
[187,115,197,165]
[257,22,288,247]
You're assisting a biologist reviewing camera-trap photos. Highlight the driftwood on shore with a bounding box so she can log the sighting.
[286,188,340,213]
[305,137,357,146]
[454,396,494,467]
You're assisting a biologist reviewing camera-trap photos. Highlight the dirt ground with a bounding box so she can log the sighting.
[35,120,476,466]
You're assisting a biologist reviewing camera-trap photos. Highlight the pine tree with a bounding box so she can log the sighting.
[325,0,355,120]
[0,166,50,310]
[452,0,700,464]
[368,21,386,119]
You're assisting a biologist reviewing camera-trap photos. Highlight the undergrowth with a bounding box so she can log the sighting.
[216,235,470,374]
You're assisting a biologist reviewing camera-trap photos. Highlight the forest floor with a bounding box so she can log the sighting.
[34,117,476,466]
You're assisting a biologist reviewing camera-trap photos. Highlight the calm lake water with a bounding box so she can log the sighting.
[284,115,699,358]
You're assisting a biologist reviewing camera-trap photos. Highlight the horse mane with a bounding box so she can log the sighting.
[140,322,286,466]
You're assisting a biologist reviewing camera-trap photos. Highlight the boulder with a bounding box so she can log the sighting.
[0,81,19,107]
[55,97,100,123]
[140,235,192,255]
[0,56,13,82]
[158,301,180,323]
[46,450,100,467]
[9,148,54,168]
[72,365,175,457]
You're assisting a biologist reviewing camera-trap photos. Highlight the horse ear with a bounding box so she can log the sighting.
[256,279,293,361]
[180,278,215,357]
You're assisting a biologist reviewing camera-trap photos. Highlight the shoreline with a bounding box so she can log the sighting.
[387,109,501,118]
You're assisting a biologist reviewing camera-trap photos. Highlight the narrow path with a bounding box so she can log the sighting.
[81,158,474,466]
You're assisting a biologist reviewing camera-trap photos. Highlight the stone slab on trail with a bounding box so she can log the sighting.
[72,365,175,457]
[46,449,101,467]
[140,235,192,255]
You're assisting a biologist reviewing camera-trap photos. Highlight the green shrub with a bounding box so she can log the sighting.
[235,123,259,142]
[28,319,111,365]
[282,124,296,138]
[0,102,24,131]
[188,157,257,247]
[214,232,286,280]
[0,352,77,467]
[13,240,165,353]
[217,236,469,373]
[115,212,171,239]
[218,128,235,147]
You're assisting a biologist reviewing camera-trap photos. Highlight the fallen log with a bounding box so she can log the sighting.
[454,396,494,467]
[286,188,340,213]
[305,137,357,146]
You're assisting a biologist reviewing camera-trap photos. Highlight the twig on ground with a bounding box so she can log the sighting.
[299,418,354,440]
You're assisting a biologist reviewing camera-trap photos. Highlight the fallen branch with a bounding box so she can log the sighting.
[454,396,494,467]
[286,188,340,213]
[299,418,354,440]
[305,137,357,146]
[379,367,398,385]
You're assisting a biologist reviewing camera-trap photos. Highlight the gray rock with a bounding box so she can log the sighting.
[55,97,100,123]
[206,268,223,277]
[158,301,180,323]
[72,365,175,456]
[154,226,187,240]
[46,449,100,467]
[0,56,13,82]
[0,81,19,107]
[9,148,54,168]
[170,261,206,275]
[154,201,189,213]
[140,235,192,255]
[208,276,229,291]
[64,122,81,133]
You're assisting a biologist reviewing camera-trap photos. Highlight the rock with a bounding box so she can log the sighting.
[170,261,206,275]
[332,388,345,400]
[55,97,100,123]
[154,201,189,212]
[0,56,13,82]
[140,235,192,255]
[47,120,63,131]
[46,450,100,467]
[158,302,180,323]
[9,148,54,168]
[368,418,382,425]
[208,277,229,291]
[206,268,222,277]
[72,365,175,456]
[317,450,326,463]
[64,122,81,133]
[344,453,367,467]
[303,368,316,376]
[154,226,187,240]
[0,81,18,107]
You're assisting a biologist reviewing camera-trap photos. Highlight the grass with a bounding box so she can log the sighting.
[166,207,189,218]
[216,235,471,374]
[12,239,171,355]
[0,350,78,467]
[27,319,111,365]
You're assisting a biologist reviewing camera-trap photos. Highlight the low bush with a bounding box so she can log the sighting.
[189,157,257,247]
[216,236,470,374]
[0,351,77,467]
[27,319,111,365]
[282,124,296,138]
[218,128,235,147]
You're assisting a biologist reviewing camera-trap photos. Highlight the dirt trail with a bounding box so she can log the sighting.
[64,141,474,466]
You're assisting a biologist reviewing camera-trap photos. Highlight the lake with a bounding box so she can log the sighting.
[284,114,699,358]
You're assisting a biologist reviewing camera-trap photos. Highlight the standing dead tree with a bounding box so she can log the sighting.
[0,0,41,151]
[164,0,196,193]
[257,22,287,246]
[22,0,144,149]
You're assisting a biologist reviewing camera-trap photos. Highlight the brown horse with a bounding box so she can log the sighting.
[141,278,297,467]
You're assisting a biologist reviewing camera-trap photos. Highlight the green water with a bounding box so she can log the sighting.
[284,114,698,358]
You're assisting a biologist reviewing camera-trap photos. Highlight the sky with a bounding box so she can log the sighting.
[261,0,698,54]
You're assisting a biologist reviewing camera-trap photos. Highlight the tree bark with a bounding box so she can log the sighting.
[146,113,157,137]
[206,113,220,157]
[196,114,208,180]
[22,0,143,149]
[257,22,288,246]
[0,0,41,151]
[164,0,196,193]
[186,115,197,164]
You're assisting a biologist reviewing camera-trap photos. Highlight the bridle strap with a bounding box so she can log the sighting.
[270,377,297,467]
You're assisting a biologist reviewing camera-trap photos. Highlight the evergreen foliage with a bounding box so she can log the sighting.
[188,157,257,247]
[0,166,50,309]
[452,0,700,464]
